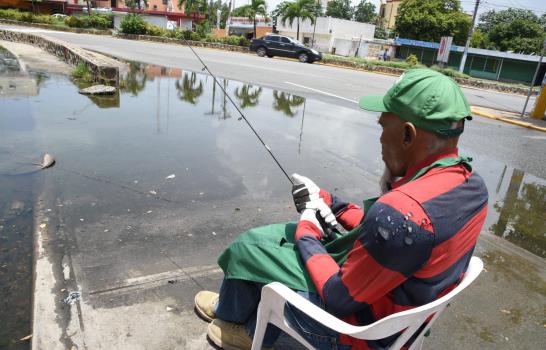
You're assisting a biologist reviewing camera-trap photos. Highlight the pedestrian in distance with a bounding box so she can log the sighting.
[195,69,489,350]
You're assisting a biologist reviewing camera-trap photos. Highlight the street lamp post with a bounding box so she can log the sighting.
[520,40,546,118]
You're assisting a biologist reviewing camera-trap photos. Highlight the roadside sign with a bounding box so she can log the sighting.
[437,36,453,63]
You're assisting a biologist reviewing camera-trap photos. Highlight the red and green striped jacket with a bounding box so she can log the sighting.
[296,149,489,349]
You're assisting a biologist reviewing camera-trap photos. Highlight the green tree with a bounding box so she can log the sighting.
[175,72,204,104]
[374,24,388,39]
[235,84,263,108]
[394,0,471,45]
[469,28,490,49]
[277,0,316,42]
[325,0,352,20]
[272,91,305,117]
[178,0,208,15]
[120,63,147,96]
[207,1,231,29]
[477,8,539,34]
[235,0,267,38]
[476,9,546,54]
[352,0,376,23]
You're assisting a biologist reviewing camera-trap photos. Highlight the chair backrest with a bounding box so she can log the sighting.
[347,256,484,348]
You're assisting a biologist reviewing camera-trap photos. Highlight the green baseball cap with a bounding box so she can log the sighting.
[359,68,471,137]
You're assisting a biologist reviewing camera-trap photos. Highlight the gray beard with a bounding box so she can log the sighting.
[380,166,395,195]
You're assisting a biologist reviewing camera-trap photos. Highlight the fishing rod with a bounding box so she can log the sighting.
[180,37,346,237]
[180,38,293,185]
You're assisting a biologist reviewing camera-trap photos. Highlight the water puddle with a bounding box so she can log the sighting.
[0,56,545,347]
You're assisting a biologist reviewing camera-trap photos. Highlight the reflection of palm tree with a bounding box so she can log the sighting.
[235,84,262,109]
[120,62,147,96]
[175,72,203,104]
[272,91,305,117]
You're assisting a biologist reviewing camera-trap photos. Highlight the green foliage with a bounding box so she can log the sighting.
[374,25,388,39]
[488,18,545,54]
[166,28,183,39]
[182,30,193,40]
[66,15,112,29]
[353,0,376,23]
[146,24,168,37]
[72,62,93,82]
[120,13,147,34]
[430,65,469,79]
[394,0,471,45]
[470,29,490,49]
[195,20,210,36]
[178,0,208,14]
[405,54,419,66]
[190,31,202,41]
[0,9,55,25]
[478,8,539,33]
[277,0,317,41]
[326,0,353,20]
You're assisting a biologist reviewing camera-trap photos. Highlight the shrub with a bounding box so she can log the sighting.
[146,24,167,37]
[238,37,251,47]
[0,9,23,21]
[190,32,202,41]
[65,16,82,28]
[19,12,35,23]
[405,54,419,66]
[72,61,93,82]
[204,33,219,43]
[224,35,241,46]
[166,28,183,39]
[120,14,147,35]
[87,15,112,29]
[430,65,470,79]
[182,30,193,40]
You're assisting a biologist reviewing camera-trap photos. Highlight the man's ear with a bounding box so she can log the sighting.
[403,122,417,148]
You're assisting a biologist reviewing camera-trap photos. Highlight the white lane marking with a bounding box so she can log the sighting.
[284,82,358,104]
[524,135,546,140]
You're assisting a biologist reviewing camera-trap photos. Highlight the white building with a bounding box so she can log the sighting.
[276,16,376,56]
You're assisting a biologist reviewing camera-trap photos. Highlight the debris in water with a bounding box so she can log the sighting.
[78,85,116,95]
[165,306,174,312]
[146,210,153,214]
[167,280,176,284]
[212,231,217,236]
[187,233,193,237]
[166,174,176,180]
[39,153,56,169]
[63,291,81,305]
[134,180,138,184]
[149,190,157,195]
[39,223,46,229]
[104,229,109,233]
[67,117,77,121]
[500,309,511,314]
[199,192,204,195]
[235,208,240,211]
[19,334,32,341]
[79,218,84,222]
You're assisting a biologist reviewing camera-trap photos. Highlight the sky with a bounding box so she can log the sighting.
[230,0,546,18]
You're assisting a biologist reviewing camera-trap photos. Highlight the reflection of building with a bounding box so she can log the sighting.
[378,0,402,30]
[0,76,38,97]
[276,16,375,56]
[226,17,273,39]
[144,65,182,79]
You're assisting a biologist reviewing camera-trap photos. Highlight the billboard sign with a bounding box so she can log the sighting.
[437,36,453,63]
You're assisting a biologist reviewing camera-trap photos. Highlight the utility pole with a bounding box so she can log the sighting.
[520,39,546,117]
[459,0,480,73]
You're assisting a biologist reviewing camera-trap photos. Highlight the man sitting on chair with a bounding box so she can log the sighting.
[195,69,489,350]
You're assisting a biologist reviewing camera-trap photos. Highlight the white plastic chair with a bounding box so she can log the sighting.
[251,256,483,350]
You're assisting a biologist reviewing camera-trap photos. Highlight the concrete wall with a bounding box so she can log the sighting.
[0,29,120,84]
[277,16,375,53]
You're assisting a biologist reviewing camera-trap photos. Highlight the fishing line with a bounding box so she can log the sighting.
[180,37,294,186]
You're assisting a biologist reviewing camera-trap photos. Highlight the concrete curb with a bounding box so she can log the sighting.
[471,107,546,133]
[0,29,120,84]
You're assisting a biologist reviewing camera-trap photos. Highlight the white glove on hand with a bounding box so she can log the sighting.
[305,199,339,230]
[298,208,324,239]
[291,173,320,213]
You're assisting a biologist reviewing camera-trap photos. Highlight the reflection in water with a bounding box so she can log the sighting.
[272,91,305,117]
[235,84,262,109]
[490,168,546,258]
[120,62,147,96]
[175,72,204,105]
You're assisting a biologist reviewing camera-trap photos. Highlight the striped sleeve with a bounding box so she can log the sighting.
[330,194,365,230]
[296,191,435,318]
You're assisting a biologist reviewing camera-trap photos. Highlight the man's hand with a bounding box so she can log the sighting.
[291,173,339,231]
[295,209,323,241]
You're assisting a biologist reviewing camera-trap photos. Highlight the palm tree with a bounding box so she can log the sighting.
[272,91,305,117]
[278,0,316,42]
[246,0,267,39]
[178,0,208,15]
[120,63,147,96]
[235,84,263,108]
[175,72,204,104]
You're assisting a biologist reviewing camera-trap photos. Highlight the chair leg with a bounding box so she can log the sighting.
[251,307,270,350]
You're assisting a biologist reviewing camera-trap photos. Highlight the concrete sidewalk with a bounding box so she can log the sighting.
[472,106,546,133]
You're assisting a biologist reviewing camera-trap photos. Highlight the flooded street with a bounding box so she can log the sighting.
[1,51,545,349]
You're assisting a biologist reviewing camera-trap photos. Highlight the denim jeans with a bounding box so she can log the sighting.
[215,279,351,350]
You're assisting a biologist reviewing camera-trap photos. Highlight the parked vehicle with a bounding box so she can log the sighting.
[250,34,322,63]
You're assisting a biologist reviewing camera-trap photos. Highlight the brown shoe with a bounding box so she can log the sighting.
[194,291,219,322]
[207,319,272,350]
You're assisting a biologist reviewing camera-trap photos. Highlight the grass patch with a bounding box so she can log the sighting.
[72,62,93,83]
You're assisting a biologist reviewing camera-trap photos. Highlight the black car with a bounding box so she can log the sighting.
[250,34,322,63]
